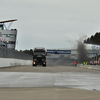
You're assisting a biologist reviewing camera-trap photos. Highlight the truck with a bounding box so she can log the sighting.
[33,47,46,67]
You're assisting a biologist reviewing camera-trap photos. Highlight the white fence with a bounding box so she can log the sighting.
[0,58,32,68]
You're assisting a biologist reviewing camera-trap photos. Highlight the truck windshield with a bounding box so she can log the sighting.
[34,50,45,54]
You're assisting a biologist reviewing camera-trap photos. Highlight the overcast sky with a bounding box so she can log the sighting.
[0,0,100,50]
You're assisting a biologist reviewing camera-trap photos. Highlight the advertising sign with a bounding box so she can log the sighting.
[47,50,71,54]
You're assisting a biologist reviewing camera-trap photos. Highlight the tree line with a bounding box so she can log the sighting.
[20,49,33,56]
[84,32,100,45]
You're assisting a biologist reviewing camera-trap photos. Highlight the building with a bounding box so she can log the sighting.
[0,19,17,50]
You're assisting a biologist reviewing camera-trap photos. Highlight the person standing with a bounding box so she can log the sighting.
[75,62,77,67]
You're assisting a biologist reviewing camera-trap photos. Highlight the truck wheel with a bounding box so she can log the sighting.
[33,64,37,67]
[43,64,46,67]
[33,64,35,67]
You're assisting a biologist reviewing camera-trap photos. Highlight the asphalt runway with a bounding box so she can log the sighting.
[0,71,100,91]
[0,65,100,100]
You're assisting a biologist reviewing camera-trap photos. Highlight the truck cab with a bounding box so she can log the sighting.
[33,47,46,67]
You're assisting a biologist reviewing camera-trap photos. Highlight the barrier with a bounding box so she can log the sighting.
[0,46,32,60]
[0,58,32,68]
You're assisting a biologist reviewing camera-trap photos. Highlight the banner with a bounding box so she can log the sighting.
[47,50,71,54]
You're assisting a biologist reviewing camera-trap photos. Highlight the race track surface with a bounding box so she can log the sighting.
[0,65,100,100]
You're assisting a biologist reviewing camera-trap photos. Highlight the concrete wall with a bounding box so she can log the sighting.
[0,58,32,68]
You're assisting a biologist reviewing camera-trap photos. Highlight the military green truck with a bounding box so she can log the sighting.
[33,47,46,67]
